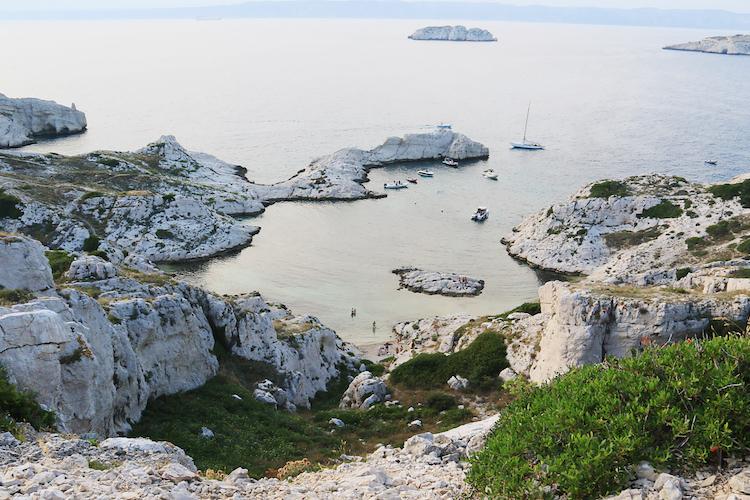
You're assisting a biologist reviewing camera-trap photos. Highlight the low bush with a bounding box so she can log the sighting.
[589,180,630,198]
[637,200,683,219]
[360,359,385,377]
[604,227,662,249]
[468,336,750,499]
[424,391,457,411]
[730,268,750,278]
[708,180,750,208]
[0,189,23,219]
[0,288,34,306]
[389,332,507,390]
[706,219,742,239]
[0,366,56,434]
[83,235,101,252]
[737,239,750,255]
[686,236,707,251]
[675,268,692,280]
[45,250,74,280]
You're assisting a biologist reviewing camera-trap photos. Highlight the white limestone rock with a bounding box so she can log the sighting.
[0,93,86,148]
[66,255,117,281]
[447,375,469,391]
[409,25,497,42]
[339,371,389,409]
[393,267,485,296]
[0,234,54,291]
[664,35,750,56]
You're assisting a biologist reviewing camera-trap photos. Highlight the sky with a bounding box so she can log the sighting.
[1,0,749,13]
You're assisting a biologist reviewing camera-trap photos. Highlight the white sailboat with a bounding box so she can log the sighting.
[511,103,545,150]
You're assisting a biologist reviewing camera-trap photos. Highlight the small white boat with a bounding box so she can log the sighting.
[483,169,498,180]
[511,102,545,150]
[471,207,489,222]
[705,160,718,166]
[384,181,408,190]
[442,157,459,167]
[418,170,434,177]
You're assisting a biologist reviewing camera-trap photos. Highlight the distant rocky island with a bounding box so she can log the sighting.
[664,34,750,56]
[408,25,497,42]
[0,93,87,148]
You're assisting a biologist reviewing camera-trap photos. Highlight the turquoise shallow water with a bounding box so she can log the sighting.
[4,18,749,343]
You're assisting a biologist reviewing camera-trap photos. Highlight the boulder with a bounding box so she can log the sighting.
[0,234,54,291]
[329,418,345,428]
[447,375,469,391]
[66,255,117,281]
[199,427,214,439]
[0,93,86,148]
[339,371,389,409]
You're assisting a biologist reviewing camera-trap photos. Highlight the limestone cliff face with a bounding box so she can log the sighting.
[0,93,87,148]
[506,281,750,383]
[0,235,359,436]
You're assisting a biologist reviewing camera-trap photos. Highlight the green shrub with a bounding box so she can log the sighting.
[82,236,101,252]
[604,227,662,249]
[0,189,23,219]
[89,250,109,261]
[706,219,742,239]
[737,239,750,255]
[686,237,707,251]
[708,180,750,208]
[80,191,105,201]
[0,288,34,306]
[425,392,457,411]
[589,180,630,198]
[468,336,750,499]
[0,366,56,434]
[45,250,74,280]
[389,332,508,390]
[675,268,691,280]
[730,268,750,278]
[155,229,175,239]
[637,200,683,219]
[360,359,385,377]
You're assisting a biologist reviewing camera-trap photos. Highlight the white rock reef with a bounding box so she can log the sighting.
[393,267,485,296]
[0,93,87,148]
[409,26,497,42]
[664,34,750,56]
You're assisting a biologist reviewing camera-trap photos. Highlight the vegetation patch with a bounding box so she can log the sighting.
[82,235,101,252]
[708,180,750,208]
[0,288,34,307]
[468,336,750,499]
[0,189,23,219]
[45,250,74,281]
[637,200,683,219]
[706,219,743,240]
[737,239,750,255]
[675,268,691,280]
[0,366,56,435]
[604,227,662,249]
[589,180,630,198]
[389,332,508,391]
[730,268,750,278]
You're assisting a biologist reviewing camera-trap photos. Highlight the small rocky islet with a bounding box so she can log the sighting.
[664,34,750,56]
[408,25,497,42]
[3,95,750,499]
[392,267,485,297]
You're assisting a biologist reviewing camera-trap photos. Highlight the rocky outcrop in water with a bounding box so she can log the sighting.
[664,34,750,56]
[409,26,497,42]
[393,267,485,296]
[0,93,87,148]
[0,233,359,436]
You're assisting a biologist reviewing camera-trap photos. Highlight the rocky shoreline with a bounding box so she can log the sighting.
[0,93,87,148]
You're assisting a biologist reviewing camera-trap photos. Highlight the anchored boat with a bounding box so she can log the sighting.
[511,102,545,150]
[442,157,459,167]
[471,207,489,222]
[418,170,434,177]
[384,181,408,190]
[483,169,498,180]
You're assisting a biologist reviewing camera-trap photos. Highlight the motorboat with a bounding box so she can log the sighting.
[471,207,489,222]
[436,123,452,130]
[407,178,418,184]
[442,157,459,167]
[384,181,408,190]
[417,170,434,177]
[705,160,718,166]
[511,102,545,150]
[483,169,498,180]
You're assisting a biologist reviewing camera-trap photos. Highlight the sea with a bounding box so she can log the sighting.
[4,18,749,346]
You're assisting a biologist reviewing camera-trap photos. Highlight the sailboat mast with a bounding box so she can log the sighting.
[523,102,531,143]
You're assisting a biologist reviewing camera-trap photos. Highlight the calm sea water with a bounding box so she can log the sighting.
[4,19,749,344]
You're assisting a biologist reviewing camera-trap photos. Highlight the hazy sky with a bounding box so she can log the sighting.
[1,0,749,13]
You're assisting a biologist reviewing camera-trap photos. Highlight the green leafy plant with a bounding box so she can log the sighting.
[468,336,750,499]
[424,392,457,411]
[708,180,750,208]
[45,250,74,280]
[389,332,507,391]
[0,366,56,434]
[637,200,683,219]
[0,288,34,307]
[0,189,23,219]
[604,227,662,249]
[589,180,630,198]
[83,235,101,252]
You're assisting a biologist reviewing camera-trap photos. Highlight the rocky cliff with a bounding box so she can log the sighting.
[0,234,358,437]
[409,26,497,42]
[0,93,87,148]
[664,34,750,56]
